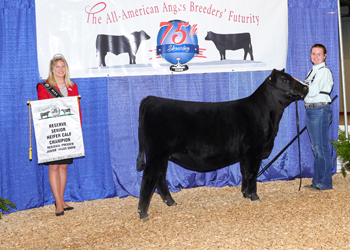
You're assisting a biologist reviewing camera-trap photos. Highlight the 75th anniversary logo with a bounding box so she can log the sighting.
[156,20,199,72]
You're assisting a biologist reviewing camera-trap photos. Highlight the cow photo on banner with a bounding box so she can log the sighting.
[35,0,288,78]
[31,96,85,164]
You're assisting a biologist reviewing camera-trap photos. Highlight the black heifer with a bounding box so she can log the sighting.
[136,69,308,221]
[96,30,150,66]
[205,31,254,60]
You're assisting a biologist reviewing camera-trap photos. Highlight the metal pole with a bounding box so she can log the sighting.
[338,0,348,137]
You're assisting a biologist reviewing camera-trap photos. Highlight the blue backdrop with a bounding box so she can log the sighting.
[0,0,340,213]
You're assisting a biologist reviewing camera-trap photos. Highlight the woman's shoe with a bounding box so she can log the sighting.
[304,185,321,191]
[304,185,314,189]
[63,206,74,211]
[56,202,74,211]
[55,211,64,216]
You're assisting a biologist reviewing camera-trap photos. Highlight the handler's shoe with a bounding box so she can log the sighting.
[304,185,320,191]
[55,211,64,216]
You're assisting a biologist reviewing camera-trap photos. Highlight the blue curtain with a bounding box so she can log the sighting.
[287,0,340,178]
[0,0,339,213]
[0,0,116,213]
[0,0,43,211]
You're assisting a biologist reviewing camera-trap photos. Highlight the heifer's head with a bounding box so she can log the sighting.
[267,69,308,102]
[204,31,213,41]
[132,31,151,41]
[140,30,151,40]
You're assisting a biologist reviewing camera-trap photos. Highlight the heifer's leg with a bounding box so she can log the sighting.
[138,158,165,221]
[98,51,107,67]
[243,49,248,60]
[240,160,249,198]
[249,44,254,60]
[129,53,136,64]
[247,158,261,201]
[241,156,262,201]
[156,162,176,207]
[219,48,226,60]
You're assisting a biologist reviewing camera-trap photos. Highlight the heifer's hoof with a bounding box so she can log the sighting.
[250,193,260,201]
[242,192,250,199]
[164,199,177,206]
[141,215,149,221]
[140,213,149,221]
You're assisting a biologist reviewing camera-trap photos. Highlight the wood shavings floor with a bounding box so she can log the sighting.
[1,173,350,249]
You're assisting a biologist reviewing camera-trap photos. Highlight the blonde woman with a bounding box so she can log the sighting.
[37,54,80,216]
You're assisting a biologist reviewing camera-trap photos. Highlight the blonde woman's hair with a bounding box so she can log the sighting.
[47,53,74,87]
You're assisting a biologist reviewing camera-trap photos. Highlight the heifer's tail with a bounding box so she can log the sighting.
[136,98,148,172]
[137,122,146,171]
[137,145,146,171]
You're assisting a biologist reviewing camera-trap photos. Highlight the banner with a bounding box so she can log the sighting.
[31,97,84,164]
[36,0,288,78]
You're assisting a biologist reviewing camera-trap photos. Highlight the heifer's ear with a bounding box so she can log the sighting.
[269,69,277,82]
[282,68,285,73]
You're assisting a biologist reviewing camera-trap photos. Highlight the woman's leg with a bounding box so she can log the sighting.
[58,164,69,208]
[306,109,320,187]
[306,106,333,190]
[49,164,64,213]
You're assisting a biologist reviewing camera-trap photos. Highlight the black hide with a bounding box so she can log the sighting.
[136,69,308,221]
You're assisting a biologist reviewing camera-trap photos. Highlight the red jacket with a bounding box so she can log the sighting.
[37,81,82,124]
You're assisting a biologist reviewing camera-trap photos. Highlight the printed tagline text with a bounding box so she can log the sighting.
[85,1,260,26]
[46,122,76,153]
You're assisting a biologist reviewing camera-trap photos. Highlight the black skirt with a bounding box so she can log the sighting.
[43,158,73,166]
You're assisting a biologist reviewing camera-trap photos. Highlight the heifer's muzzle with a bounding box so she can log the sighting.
[287,80,308,98]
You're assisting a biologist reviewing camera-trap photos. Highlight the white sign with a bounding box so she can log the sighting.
[31,97,85,164]
[35,0,288,78]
